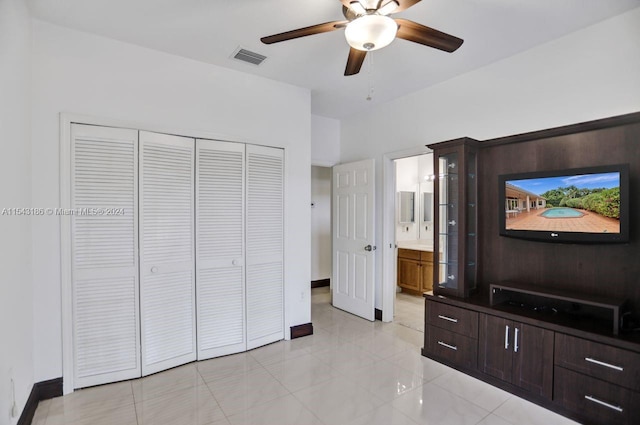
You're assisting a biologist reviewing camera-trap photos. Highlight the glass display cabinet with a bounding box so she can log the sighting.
[430,138,479,298]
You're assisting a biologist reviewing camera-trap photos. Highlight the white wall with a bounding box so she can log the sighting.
[341,7,640,308]
[310,115,339,282]
[0,0,33,423]
[30,20,312,382]
[311,115,340,167]
[310,166,331,281]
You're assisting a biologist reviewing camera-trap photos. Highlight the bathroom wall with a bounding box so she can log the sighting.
[395,154,434,245]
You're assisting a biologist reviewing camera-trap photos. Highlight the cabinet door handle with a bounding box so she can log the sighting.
[585,357,624,371]
[504,325,510,350]
[514,327,519,353]
[584,395,624,413]
[437,315,458,323]
[437,341,458,351]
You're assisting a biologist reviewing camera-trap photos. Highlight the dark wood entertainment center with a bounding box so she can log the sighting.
[421,112,640,425]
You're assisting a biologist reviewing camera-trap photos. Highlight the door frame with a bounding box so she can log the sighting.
[310,163,336,296]
[381,146,433,323]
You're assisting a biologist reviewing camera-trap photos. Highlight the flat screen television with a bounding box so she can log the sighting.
[499,164,629,243]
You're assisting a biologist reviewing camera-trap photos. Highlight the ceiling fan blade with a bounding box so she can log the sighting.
[395,18,463,52]
[338,0,358,10]
[261,21,347,44]
[394,0,422,13]
[345,48,367,76]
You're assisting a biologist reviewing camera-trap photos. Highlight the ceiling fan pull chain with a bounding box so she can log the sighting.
[366,52,375,101]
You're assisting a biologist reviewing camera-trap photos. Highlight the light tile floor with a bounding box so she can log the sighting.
[33,287,580,425]
[394,290,426,333]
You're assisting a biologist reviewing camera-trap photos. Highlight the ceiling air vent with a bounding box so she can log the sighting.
[232,47,267,66]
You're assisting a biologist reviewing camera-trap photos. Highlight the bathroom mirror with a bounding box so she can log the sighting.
[398,191,415,223]
[423,192,433,222]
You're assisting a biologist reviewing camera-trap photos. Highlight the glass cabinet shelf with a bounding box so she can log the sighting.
[430,137,479,298]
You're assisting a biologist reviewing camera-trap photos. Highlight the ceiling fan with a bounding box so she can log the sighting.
[261,0,463,76]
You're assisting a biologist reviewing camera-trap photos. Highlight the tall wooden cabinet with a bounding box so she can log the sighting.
[432,138,478,298]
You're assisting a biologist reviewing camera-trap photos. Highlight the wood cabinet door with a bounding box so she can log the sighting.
[397,258,421,291]
[420,260,433,292]
[512,323,554,399]
[479,314,513,383]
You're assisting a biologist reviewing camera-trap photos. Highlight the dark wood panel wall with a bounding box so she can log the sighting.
[475,113,640,312]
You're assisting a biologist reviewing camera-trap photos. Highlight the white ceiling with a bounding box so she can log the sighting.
[27,0,640,119]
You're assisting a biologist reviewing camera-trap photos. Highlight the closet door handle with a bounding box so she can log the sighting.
[514,327,519,353]
[504,325,510,350]
[150,266,158,273]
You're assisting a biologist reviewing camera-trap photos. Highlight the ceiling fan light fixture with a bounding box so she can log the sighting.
[377,0,399,16]
[345,15,398,51]
[349,1,367,16]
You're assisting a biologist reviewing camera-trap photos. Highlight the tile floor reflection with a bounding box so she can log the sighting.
[34,287,580,425]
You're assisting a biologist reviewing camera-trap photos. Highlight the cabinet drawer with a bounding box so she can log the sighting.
[425,325,477,370]
[427,301,478,338]
[555,333,640,391]
[398,248,421,260]
[554,367,639,425]
[420,251,433,262]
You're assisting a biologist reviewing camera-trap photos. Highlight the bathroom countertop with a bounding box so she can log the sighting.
[396,241,434,252]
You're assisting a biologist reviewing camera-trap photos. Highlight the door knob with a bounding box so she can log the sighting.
[232,259,238,266]
[151,266,158,273]
[364,245,376,251]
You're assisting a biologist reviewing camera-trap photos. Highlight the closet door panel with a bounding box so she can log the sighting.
[246,263,283,344]
[140,131,196,376]
[70,124,141,388]
[196,140,246,359]
[246,145,284,349]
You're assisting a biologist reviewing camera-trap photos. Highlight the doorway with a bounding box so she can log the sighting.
[393,154,434,332]
[311,166,332,290]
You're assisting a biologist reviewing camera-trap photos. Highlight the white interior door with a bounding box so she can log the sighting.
[332,159,375,321]
[246,145,284,349]
[196,139,246,359]
[140,131,196,376]
[70,124,141,388]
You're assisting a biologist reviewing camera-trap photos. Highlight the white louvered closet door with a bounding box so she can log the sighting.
[246,145,284,350]
[70,124,141,389]
[139,131,196,376]
[196,140,246,360]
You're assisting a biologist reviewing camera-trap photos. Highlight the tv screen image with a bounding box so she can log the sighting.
[499,165,629,243]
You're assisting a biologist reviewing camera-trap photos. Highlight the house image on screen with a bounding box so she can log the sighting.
[505,182,547,217]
